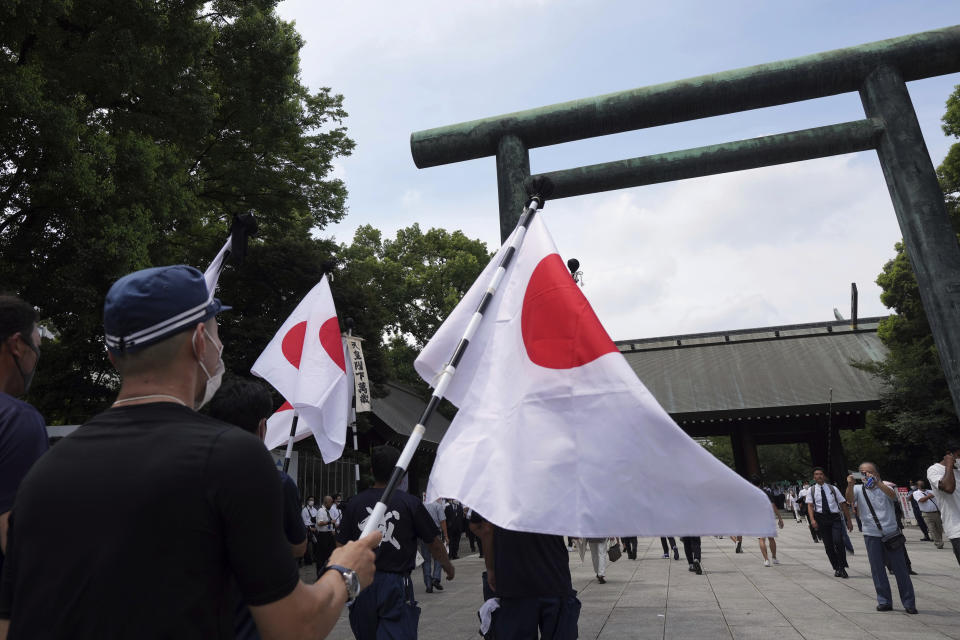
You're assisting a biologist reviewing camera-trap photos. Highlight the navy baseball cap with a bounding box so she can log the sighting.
[104,265,230,354]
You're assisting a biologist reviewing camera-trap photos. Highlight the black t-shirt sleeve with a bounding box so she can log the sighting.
[280,474,306,545]
[206,429,299,606]
[412,501,441,544]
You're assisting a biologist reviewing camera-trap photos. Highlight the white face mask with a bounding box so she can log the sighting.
[193,329,224,410]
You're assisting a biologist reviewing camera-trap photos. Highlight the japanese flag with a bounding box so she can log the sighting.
[416,214,774,538]
[252,276,349,462]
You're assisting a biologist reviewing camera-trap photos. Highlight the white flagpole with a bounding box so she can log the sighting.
[282,410,299,474]
[360,190,549,539]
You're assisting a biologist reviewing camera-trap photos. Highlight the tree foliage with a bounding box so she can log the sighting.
[0,1,353,423]
[849,84,960,483]
[337,223,492,388]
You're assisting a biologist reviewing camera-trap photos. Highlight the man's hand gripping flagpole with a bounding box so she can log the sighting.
[359,185,551,539]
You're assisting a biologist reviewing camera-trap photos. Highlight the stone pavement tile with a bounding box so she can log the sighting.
[871,632,952,640]
[597,622,664,640]
[843,610,940,634]
[925,624,960,640]
[596,606,667,639]
[663,612,731,640]
[729,624,805,640]
[721,609,794,627]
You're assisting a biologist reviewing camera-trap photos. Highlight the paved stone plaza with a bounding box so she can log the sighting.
[307,517,960,639]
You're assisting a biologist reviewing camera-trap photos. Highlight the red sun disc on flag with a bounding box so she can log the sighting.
[281,322,308,369]
[521,254,617,369]
[282,318,346,372]
[319,317,347,372]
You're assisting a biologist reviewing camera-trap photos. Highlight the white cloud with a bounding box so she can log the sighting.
[544,154,901,340]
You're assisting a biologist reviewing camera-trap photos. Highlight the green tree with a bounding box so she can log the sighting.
[337,223,492,388]
[854,84,960,482]
[0,1,353,423]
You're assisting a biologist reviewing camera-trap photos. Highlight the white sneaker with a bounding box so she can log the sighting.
[763,560,771,567]
[772,558,780,565]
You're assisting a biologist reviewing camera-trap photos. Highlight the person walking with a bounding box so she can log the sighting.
[444,499,464,560]
[731,535,743,554]
[914,479,944,548]
[469,513,580,639]
[622,536,639,560]
[758,486,784,567]
[421,498,448,593]
[787,490,802,523]
[659,537,678,560]
[681,537,702,574]
[586,537,609,583]
[337,446,453,639]
[807,467,853,578]
[846,464,917,614]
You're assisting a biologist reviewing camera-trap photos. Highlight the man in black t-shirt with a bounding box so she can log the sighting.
[337,446,454,640]
[0,265,379,639]
[469,511,580,640]
[207,378,308,640]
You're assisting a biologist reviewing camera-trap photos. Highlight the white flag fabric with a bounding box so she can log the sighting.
[204,237,232,296]
[252,276,350,462]
[416,214,775,538]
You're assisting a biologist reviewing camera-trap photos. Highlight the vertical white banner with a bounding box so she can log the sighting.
[345,336,371,413]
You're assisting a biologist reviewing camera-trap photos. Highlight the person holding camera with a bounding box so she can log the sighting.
[845,463,917,613]
[927,443,960,566]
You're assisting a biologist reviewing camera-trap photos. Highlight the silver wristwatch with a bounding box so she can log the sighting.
[324,564,360,601]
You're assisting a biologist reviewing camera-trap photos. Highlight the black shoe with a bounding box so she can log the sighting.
[597,575,606,584]
[688,563,695,572]
[450,555,458,560]
[834,570,841,577]
[905,607,919,615]
[674,548,680,560]
[433,580,443,591]
[876,604,892,611]
[694,560,703,575]
[478,554,483,558]
[909,570,918,575]
[921,537,932,541]
[839,569,848,579]
[425,586,433,593]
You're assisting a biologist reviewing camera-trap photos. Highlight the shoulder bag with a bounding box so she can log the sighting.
[607,539,622,562]
[861,486,906,552]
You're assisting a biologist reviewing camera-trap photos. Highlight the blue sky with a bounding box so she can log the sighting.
[277,0,960,340]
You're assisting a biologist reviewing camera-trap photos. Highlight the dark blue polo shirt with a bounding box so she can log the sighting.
[0,393,47,575]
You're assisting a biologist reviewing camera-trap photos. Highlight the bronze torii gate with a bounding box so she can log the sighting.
[410,27,960,463]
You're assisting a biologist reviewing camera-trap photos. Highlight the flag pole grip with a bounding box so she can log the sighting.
[282,411,299,474]
[358,194,545,539]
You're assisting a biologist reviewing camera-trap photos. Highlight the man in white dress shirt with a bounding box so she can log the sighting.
[927,443,960,566]
[806,467,853,578]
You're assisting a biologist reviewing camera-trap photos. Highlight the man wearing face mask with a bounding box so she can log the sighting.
[0,296,47,580]
[0,266,380,639]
